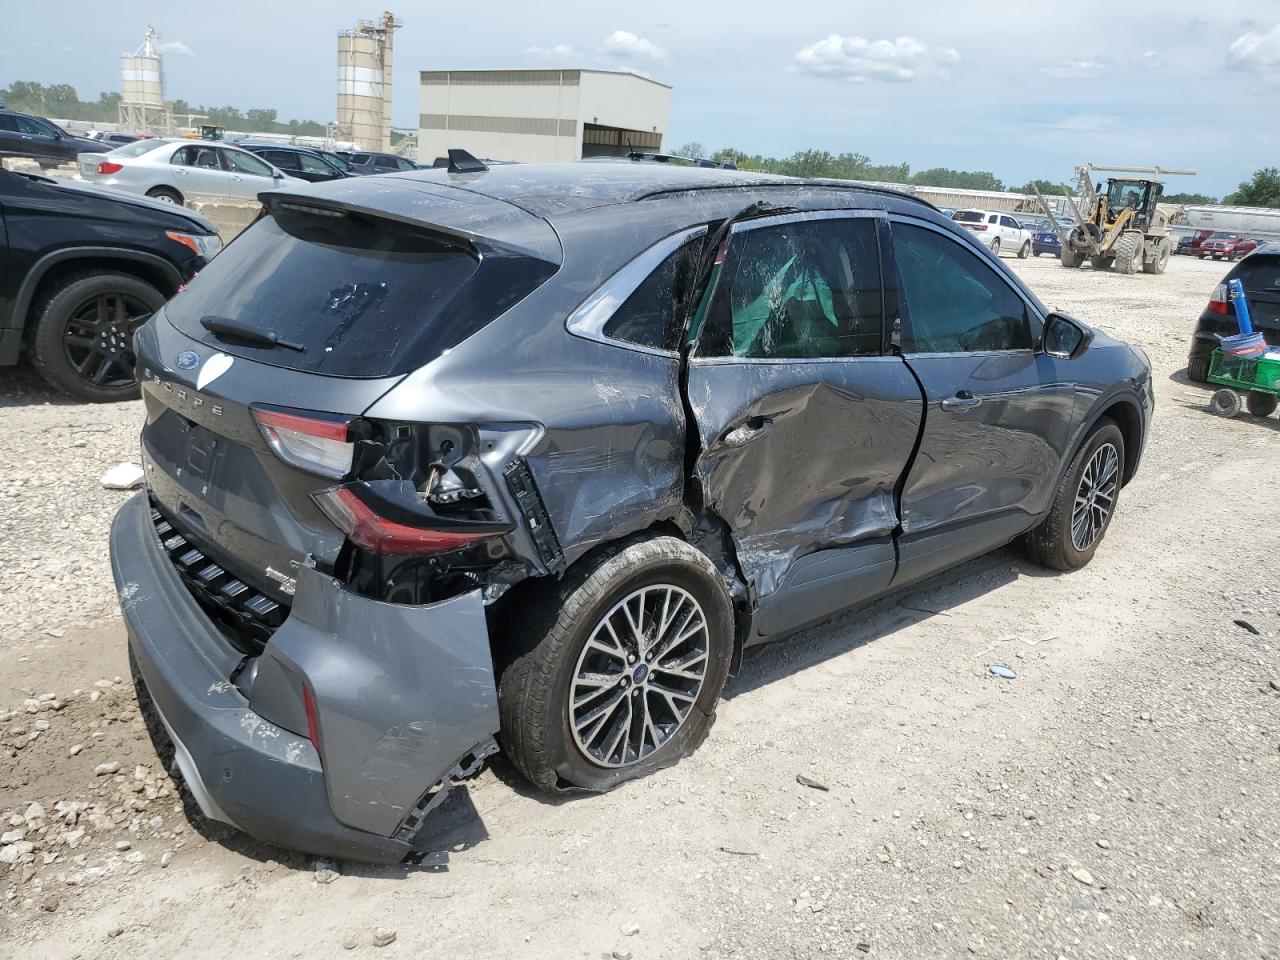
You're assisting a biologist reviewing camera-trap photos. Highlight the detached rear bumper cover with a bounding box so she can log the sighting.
[110,493,500,863]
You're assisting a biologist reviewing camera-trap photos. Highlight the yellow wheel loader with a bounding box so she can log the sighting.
[1034,164,1196,276]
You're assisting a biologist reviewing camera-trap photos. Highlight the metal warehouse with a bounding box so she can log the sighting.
[417,68,671,165]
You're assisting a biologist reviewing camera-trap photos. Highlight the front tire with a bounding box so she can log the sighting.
[29,270,165,402]
[1026,420,1125,571]
[1210,389,1242,418]
[497,536,734,794]
[1018,240,1032,259]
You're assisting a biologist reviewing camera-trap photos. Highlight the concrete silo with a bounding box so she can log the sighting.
[337,12,400,151]
[119,27,173,135]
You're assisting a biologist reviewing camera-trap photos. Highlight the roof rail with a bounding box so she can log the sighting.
[627,151,738,171]
[634,179,938,211]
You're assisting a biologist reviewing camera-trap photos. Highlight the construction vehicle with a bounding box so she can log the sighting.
[1033,164,1196,276]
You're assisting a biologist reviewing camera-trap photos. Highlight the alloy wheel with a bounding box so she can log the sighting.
[62,291,153,390]
[1071,442,1119,551]
[569,584,709,768]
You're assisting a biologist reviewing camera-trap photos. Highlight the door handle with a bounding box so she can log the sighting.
[723,416,774,447]
[940,391,982,412]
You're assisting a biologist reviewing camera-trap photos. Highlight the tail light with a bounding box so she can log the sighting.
[96,161,124,175]
[301,681,323,754]
[1208,283,1231,316]
[313,481,513,556]
[971,224,988,231]
[252,405,356,479]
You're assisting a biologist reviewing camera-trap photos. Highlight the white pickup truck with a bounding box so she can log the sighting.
[951,209,1034,259]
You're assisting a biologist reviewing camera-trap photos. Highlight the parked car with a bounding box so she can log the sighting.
[239,143,350,184]
[1179,229,1215,255]
[89,131,141,147]
[1186,242,1280,382]
[112,162,1152,863]
[338,150,419,175]
[1198,232,1258,261]
[0,168,221,401]
[1031,218,1076,257]
[0,108,109,168]
[951,208,1034,258]
[76,139,306,205]
[1176,233,1199,255]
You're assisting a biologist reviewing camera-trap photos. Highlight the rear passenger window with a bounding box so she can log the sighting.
[700,217,884,359]
[603,238,705,352]
[892,223,1031,354]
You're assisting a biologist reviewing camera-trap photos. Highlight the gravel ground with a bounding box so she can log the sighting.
[2,253,1278,959]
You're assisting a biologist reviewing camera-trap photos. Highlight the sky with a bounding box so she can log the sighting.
[2,1,1277,197]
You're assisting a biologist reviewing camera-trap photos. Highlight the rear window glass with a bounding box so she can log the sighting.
[164,208,552,377]
[109,139,167,158]
[953,211,985,223]
[1236,256,1280,292]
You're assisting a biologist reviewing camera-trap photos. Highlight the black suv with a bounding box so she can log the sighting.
[1187,242,1280,381]
[111,161,1152,863]
[0,109,108,167]
[339,150,419,175]
[0,169,221,401]
[239,144,350,183]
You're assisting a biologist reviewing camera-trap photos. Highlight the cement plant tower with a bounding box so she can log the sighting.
[336,12,401,151]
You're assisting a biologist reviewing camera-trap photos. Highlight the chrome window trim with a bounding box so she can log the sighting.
[565,225,709,358]
[729,208,885,233]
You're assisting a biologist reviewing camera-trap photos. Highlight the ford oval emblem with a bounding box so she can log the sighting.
[176,351,200,370]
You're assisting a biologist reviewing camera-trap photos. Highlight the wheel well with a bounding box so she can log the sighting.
[23,257,176,340]
[1095,400,1141,485]
[147,185,184,203]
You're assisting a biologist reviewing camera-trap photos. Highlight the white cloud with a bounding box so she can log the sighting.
[1045,114,1121,133]
[1040,57,1108,79]
[157,40,194,57]
[1227,23,1280,74]
[791,34,959,83]
[1137,50,1165,70]
[602,30,666,62]
[526,43,577,59]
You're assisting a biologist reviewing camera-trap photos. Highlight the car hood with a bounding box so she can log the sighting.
[39,173,218,235]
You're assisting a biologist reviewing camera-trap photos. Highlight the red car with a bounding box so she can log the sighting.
[1198,232,1260,261]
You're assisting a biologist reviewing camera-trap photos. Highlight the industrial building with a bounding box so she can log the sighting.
[336,12,400,151]
[417,69,671,165]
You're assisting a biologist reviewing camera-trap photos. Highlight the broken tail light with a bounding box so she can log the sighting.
[1208,282,1231,316]
[252,405,358,479]
[313,480,514,556]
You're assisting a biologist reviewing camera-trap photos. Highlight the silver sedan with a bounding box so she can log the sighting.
[76,139,306,204]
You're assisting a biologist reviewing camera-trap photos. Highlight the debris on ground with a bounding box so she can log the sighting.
[372,928,397,947]
[98,463,144,491]
[988,664,1017,680]
[796,773,830,791]
[1233,619,1261,636]
[314,859,340,884]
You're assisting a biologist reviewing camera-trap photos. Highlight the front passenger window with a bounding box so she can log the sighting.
[893,223,1031,354]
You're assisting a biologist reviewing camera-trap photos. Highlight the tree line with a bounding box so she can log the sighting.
[0,80,328,138]
[678,142,1280,208]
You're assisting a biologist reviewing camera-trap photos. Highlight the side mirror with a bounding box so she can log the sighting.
[1042,312,1093,359]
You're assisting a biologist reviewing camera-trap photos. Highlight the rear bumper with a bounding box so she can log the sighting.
[110,493,500,863]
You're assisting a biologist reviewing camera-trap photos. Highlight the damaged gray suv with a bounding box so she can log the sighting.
[110,161,1153,863]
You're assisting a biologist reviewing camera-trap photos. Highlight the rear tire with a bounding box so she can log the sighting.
[1113,231,1142,275]
[146,186,182,205]
[1143,237,1171,274]
[1210,389,1242,418]
[1246,391,1278,418]
[1060,248,1085,268]
[1026,420,1125,572]
[990,238,1001,257]
[497,536,734,795]
[1186,354,1211,383]
[29,270,164,402]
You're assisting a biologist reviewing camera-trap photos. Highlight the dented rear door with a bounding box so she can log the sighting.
[685,211,925,639]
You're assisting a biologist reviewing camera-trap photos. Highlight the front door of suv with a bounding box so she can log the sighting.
[685,211,924,640]
[885,217,1078,586]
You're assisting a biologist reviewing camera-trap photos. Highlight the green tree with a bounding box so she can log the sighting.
[1223,168,1280,207]
[1161,192,1217,205]
[674,141,705,159]
[911,167,1004,191]
[1016,179,1069,196]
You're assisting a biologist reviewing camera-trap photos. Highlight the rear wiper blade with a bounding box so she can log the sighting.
[200,316,305,352]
